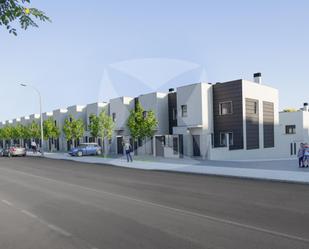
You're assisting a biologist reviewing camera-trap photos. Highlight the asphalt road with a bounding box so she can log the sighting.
[0,157,308,249]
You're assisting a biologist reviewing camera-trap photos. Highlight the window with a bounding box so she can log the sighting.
[228,132,234,146]
[285,125,296,134]
[172,108,177,121]
[219,101,233,115]
[54,120,57,126]
[181,105,187,117]
[112,113,116,122]
[143,111,148,119]
[220,133,227,146]
[220,132,233,146]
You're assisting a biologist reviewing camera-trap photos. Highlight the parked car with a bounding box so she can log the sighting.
[69,143,102,157]
[2,146,26,157]
[0,148,3,157]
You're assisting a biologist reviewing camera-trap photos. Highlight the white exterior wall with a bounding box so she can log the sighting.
[173,83,213,158]
[85,102,108,142]
[138,92,169,155]
[109,97,134,154]
[42,112,53,151]
[53,109,68,151]
[277,111,309,158]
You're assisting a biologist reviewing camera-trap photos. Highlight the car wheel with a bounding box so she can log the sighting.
[8,153,11,158]
[77,151,83,157]
[96,150,102,155]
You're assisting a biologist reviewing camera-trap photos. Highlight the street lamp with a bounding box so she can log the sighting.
[20,84,44,156]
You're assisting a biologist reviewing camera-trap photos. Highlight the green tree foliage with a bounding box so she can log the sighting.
[63,115,85,148]
[0,125,12,141]
[98,111,114,154]
[43,118,60,140]
[11,123,24,145]
[28,120,40,139]
[0,0,50,35]
[127,101,158,143]
[283,108,297,112]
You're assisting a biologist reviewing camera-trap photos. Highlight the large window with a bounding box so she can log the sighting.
[181,105,187,117]
[219,101,233,115]
[112,113,116,122]
[285,125,296,134]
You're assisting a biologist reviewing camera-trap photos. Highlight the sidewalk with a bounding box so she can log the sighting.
[28,152,309,184]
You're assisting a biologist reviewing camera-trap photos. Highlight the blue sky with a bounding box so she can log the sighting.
[1,0,308,121]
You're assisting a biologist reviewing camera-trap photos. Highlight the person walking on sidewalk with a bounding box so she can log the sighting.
[31,140,37,154]
[298,143,305,168]
[124,142,133,162]
[302,143,309,168]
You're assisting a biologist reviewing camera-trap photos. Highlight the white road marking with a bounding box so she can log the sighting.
[47,224,72,237]
[21,209,38,219]
[1,199,13,207]
[0,166,309,243]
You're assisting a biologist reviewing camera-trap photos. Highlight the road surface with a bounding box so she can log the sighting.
[0,157,308,249]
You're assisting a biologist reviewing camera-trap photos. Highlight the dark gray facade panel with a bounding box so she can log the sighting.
[168,92,177,135]
[246,98,259,150]
[263,101,274,148]
[213,80,244,150]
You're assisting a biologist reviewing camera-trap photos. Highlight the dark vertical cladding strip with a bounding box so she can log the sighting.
[246,98,259,149]
[263,101,274,148]
[213,80,243,150]
[168,92,177,134]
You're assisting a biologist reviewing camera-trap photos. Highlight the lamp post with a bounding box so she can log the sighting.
[20,84,44,156]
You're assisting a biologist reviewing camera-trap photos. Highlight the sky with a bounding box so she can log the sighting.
[1,0,309,121]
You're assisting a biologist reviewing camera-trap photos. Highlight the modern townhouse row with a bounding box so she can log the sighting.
[1,73,308,160]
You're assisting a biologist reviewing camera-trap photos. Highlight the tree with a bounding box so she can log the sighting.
[43,118,60,151]
[127,101,158,153]
[97,111,114,155]
[63,115,85,149]
[1,125,13,146]
[11,123,24,145]
[28,121,40,140]
[88,114,99,142]
[0,0,50,35]
[283,108,297,112]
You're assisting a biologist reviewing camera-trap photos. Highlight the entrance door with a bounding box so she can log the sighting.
[117,137,123,155]
[155,136,165,157]
[192,135,201,157]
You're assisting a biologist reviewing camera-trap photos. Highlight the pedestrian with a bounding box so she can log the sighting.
[124,142,133,162]
[303,143,309,168]
[298,143,305,168]
[31,140,37,154]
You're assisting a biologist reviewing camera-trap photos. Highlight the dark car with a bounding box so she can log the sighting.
[2,146,26,157]
[69,143,102,157]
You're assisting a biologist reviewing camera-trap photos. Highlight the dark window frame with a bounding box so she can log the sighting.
[181,105,188,117]
[285,125,296,134]
[219,101,233,115]
[112,113,116,122]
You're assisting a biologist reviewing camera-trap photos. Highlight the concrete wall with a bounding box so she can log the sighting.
[109,97,134,154]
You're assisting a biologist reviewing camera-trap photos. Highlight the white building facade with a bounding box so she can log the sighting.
[2,72,307,161]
